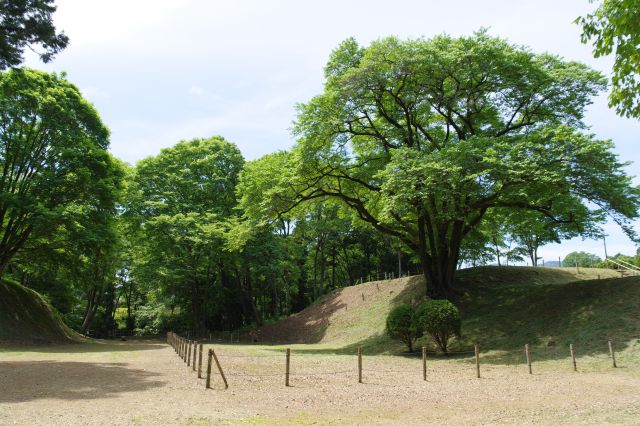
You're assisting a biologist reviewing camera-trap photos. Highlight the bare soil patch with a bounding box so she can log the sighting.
[1,340,639,425]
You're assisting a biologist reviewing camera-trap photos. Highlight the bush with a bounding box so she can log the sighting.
[385,304,422,352]
[415,299,461,354]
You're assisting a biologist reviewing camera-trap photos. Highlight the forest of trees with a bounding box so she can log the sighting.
[1,2,639,337]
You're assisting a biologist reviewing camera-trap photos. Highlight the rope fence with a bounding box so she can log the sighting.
[166,332,630,391]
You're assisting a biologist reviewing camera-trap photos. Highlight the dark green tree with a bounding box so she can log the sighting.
[0,0,68,69]
[0,68,122,276]
[385,303,422,352]
[415,299,461,354]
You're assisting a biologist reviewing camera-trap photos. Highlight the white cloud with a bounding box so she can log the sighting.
[81,86,109,100]
[188,85,205,96]
[55,0,192,47]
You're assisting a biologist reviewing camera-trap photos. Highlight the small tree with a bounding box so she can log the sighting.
[562,251,602,268]
[416,300,461,354]
[385,304,422,352]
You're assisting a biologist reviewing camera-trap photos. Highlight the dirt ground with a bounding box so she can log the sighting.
[1,340,639,425]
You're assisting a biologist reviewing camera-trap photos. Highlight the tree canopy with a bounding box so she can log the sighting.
[0,68,122,274]
[273,32,639,298]
[5,30,639,338]
[127,137,245,335]
[577,0,640,118]
[0,0,68,69]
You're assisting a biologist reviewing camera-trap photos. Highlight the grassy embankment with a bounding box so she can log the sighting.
[0,279,81,344]
[256,266,640,367]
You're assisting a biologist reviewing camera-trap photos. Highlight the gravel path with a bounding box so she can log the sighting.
[1,340,639,425]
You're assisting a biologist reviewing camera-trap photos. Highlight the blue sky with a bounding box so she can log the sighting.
[24,0,640,261]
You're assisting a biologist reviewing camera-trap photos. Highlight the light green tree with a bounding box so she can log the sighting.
[577,0,640,118]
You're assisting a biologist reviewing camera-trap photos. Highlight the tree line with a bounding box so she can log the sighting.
[1,2,639,337]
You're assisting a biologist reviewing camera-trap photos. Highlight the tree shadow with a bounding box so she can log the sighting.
[457,276,640,364]
[0,340,168,354]
[0,360,166,402]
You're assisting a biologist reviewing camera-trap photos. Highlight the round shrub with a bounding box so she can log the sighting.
[385,303,422,352]
[415,299,461,354]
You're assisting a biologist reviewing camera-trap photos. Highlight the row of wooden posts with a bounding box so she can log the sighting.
[523,341,617,373]
[167,331,228,389]
[167,332,618,389]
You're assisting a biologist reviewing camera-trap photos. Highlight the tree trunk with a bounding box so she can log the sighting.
[190,281,205,337]
[492,236,502,266]
[417,211,462,300]
[80,287,99,335]
[243,271,261,326]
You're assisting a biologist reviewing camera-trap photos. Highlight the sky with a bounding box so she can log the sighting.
[23,0,640,262]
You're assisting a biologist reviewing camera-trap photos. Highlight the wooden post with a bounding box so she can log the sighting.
[525,344,532,374]
[188,341,193,366]
[192,341,197,371]
[608,340,617,368]
[570,344,577,371]
[422,347,427,381]
[198,343,203,378]
[285,348,291,387]
[211,348,229,389]
[358,347,363,383]
[206,349,213,389]
[475,345,480,378]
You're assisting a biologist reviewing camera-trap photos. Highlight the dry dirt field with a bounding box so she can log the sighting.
[1,339,639,425]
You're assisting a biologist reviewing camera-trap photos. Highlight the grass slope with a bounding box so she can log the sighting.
[0,280,81,344]
[257,266,640,360]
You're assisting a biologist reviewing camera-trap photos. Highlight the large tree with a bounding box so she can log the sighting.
[0,68,122,275]
[128,137,244,335]
[0,0,68,69]
[577,0,640,118]
[279,32,639,298]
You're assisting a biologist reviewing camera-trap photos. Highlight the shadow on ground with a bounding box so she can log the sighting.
[0,360,166,402]
[0,340,167,354]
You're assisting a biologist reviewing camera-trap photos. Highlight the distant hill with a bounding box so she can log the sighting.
[0,279,81,344]
[255,266,638,360]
